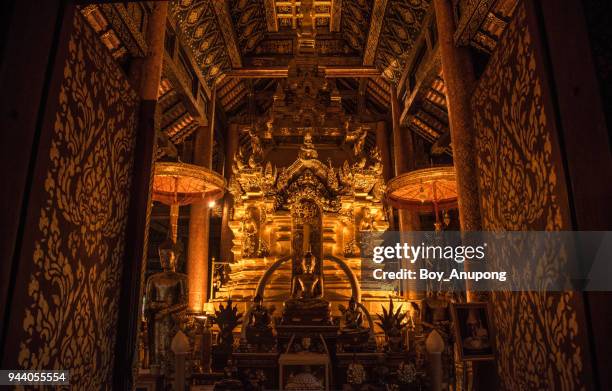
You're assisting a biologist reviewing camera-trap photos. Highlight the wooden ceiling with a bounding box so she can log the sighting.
[80,0,519,160]
[168,0,436,119]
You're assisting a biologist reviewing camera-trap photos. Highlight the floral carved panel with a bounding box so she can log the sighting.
[14,11,139,389]
[472,1,587,390]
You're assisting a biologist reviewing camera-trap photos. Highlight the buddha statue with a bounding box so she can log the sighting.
[340,297,364,330]
[144,237,187,371]
[245,294,275,350]
[338,297,370,350]
[282,246,331,324]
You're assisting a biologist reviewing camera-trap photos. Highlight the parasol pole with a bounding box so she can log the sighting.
[170,176,179,244]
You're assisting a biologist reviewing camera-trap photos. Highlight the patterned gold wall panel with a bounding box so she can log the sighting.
[14,11,139,389]
[472,2,587,390]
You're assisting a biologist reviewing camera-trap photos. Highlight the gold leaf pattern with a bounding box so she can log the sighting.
[472,2,584,390]
[17,11,138,390]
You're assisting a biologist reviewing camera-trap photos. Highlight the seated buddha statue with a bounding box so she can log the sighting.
[282,247,330,324]
[338,297,370,349]
[245,294,275,350]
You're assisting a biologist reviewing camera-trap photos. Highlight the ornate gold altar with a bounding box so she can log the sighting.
[213,59,398,320]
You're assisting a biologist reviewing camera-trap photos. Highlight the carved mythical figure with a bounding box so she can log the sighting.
[248,128,264,168]
[213,299,243,351]
[299,131,318,159]
[145,237,187,371]
[370,147,383,174]
[359,208,374,232]
[232,146,247,174]
[241,207,259,257]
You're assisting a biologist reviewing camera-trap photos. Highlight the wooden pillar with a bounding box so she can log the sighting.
[188,125,213,313]
[390,85,408,176]
[433,0,482,233]
[390,85,421,299]
[220,123,239,264]
[390,86,420,232]
[188,83,216,313]
[375,121,392,181]
[114,2,168,389]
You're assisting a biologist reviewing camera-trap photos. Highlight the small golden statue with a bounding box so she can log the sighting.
[299,131,318,160]
[241,206,260,258]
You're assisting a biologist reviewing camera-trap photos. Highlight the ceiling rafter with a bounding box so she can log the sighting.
[362,0,388,66]
[330,0,342,32]
[211,0,243,68]
[374,0,431,83]
[264,0,279,31]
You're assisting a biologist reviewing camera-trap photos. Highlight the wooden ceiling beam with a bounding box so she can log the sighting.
[330,0,342,32]
[211,0,243,68]
[264,0,279,32]
[226,67,290,78]
[321,66,381,78]
[225,66,381,78]
[362,0,389,66]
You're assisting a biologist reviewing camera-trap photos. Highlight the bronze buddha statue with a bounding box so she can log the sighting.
[282,246,330,324]
[245,294,275,350]
[338,297,371,350]
[144,237,187,372]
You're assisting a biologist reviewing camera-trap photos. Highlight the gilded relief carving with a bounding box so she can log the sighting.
[341,0,374,54]
[472,2,584,390]
[17,12,138,389]
[375,0,431,83]
[170,0,232,85]
[229,0,267,54]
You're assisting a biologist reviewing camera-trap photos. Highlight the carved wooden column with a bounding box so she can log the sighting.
[390,85,408,176]
[114,2,169,389]
[433,0,483,306]
[220,123,239,263]
[433,0,482,233]
[390,85,420,232]
[188,124,214,313]
[390,85,421,299]
[375,121,392,181]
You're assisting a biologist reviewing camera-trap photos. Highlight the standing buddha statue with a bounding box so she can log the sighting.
[144,237,187,373]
